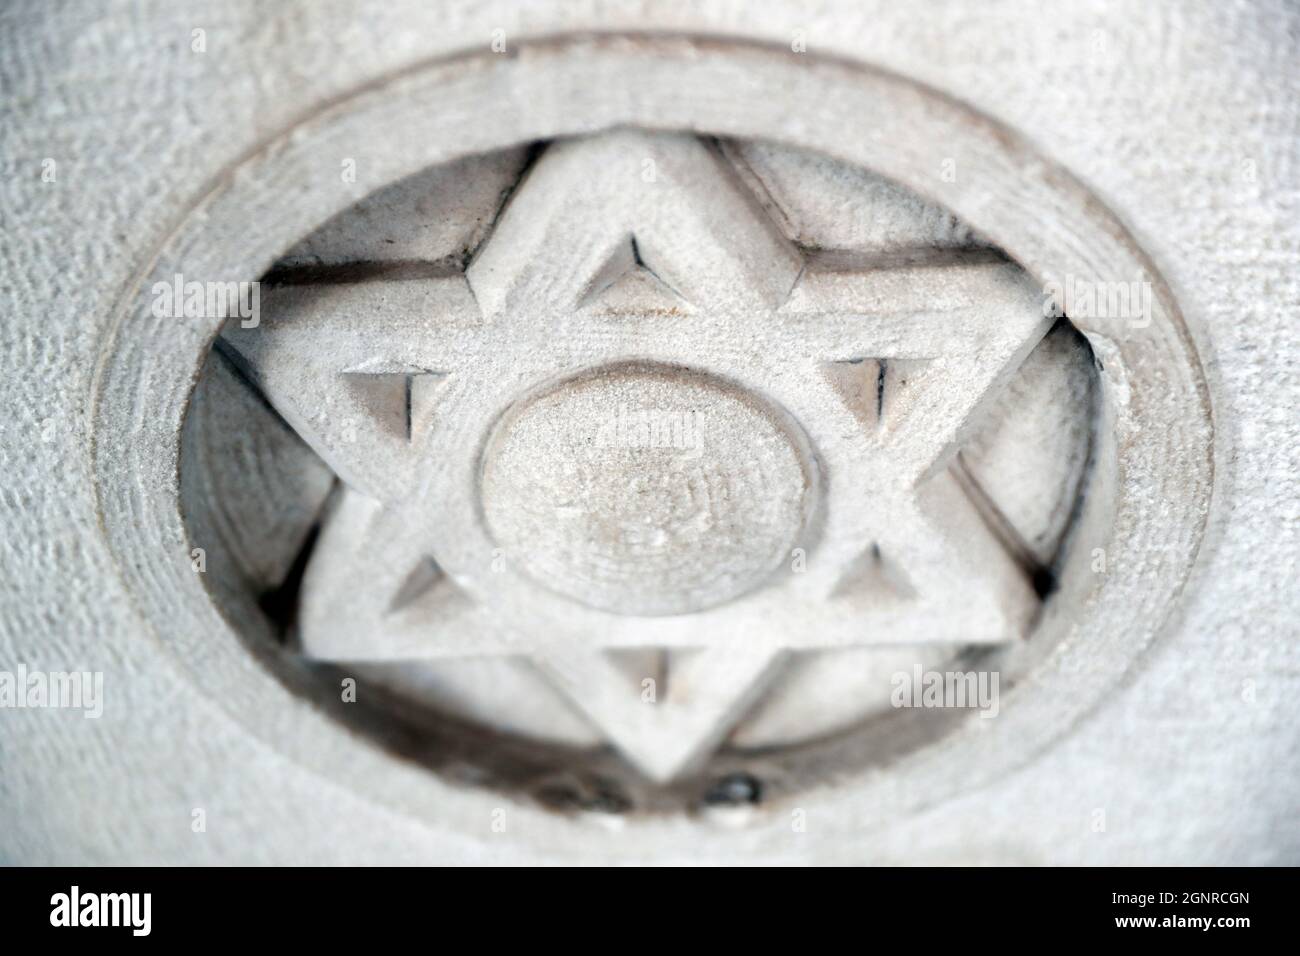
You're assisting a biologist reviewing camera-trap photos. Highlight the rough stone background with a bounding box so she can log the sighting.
[0,0,1295,863]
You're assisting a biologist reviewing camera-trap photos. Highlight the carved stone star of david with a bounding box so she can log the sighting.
[222,130,1052,782]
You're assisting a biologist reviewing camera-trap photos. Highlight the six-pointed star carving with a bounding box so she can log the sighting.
[221,130,1052,782]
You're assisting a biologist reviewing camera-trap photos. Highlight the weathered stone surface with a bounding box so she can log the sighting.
[0,0,1294,865]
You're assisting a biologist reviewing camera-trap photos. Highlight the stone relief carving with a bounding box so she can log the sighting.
[189,129,1099,800]
[6,7,1269,866]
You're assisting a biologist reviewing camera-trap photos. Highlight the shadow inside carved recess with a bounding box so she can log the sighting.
[179,133,1101,816]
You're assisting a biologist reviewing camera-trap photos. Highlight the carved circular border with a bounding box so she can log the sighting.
[90,34,1213,860]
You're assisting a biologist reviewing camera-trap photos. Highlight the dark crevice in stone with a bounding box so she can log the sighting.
[257,518,323,640]
[951,451,1056,604]
[875,358,887,422]
[262,258,463,286]
[461,139,549,270]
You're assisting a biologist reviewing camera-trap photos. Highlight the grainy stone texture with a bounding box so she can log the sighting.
[191,139,1094,770]
[209,127,1063,787]
[0,0,1295,864]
